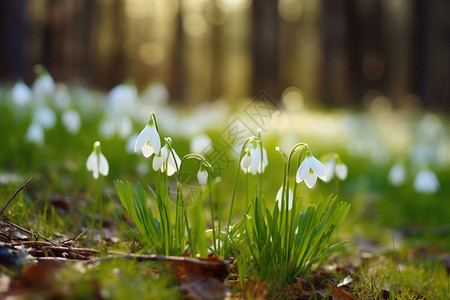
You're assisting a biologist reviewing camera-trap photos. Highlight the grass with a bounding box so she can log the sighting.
[0,81,449,298]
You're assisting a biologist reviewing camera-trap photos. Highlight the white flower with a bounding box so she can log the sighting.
[152,145,181,176]
[323,159,336,182]
[190,134,212,154]
[32,73,55,98]
[54,84,71,110]
[25,123,44,146]
[388,163,406,186]
[197,168,208,186]
[61,110,81,134]
[241,145,268,175]
[240,153,252,171]
[296,151,326,188]
[11,82,32,106]
[33,106,56,129]
[126,134,139,154]
[143,82,169,106]
[86,141,109,179]
[414,170,439,194]
[107,84,138,116]
[117,116,133,139]
[135,122,161,158]
[276,186,293,210]
[335,163,348,180]
[99,119,115,139]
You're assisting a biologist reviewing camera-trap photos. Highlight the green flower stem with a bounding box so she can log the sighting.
[177,152,213,257]
[226,136,260,234]
[285,143,308,264]
[208,178,216,254]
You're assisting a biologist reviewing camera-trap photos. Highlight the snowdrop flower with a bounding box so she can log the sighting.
[197,165,208,186]
[54,84,71,110]
[190,134,212,154]
[25,123,44,146]
[86,141,109,179]
[99,119,116,139]
[414,169,439,194]
[117,116,133,139]
[143,82,169,106]
[152,144,181,176]
[323,159,336,182]
[126,134,139,154]
[241,144,268,175]
[276,186,293,210]
[32,72,55,98]
[296,150,326,188]
[135,116,161,157]
[240,153,252,171]
[322,155,347,182]
[335,162,348,180]
[107,83,138,116]
[11,81,32,106]
[33,106,56,129]
[388,163,406,186]
[61,110,81,134]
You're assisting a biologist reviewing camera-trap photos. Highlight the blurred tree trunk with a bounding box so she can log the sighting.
[322,0,386,107]
[412,0,450,109]
[167,0,185,102]
[252,0,281,100]
[0,0,27,81]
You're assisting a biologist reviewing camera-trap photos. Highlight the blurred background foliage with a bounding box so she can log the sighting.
[1,0,449,108]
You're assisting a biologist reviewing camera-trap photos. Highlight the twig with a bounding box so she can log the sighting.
[42,246,100,255]
[3,220,34,237]
[61,227,92,247]
[86,253,228,267]
[0,176,35,217]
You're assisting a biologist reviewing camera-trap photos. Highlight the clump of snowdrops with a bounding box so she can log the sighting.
[114,111,350,288]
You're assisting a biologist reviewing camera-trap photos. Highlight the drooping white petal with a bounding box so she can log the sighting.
[99,119,116,139]
[33,106,56,129]
[240,154,251,172]
[153,155,163,171]
[296,159,311,183]
[86,152,96,171]
[61,110,81,134]
[160,145,169,160]
[99,153,109,176]
[117,116,132,139]
[335,163,348,180]
[126,134,139,154]
[32,73,55,98]
[11,82,32,106]
[135,125,152,153]
[304,172,318,188]
[249,147,261,175]
[414,170,439,194]
[310,156,326,178]
[107,84,137,116]
[197,170,208,186]
[148,126,161,154]
[166,149,181,176]
[25,123,44,146]
[86,152,99,179]
[388,164,406,186]
[141,144,155,158]
[323,159,336,182]
[276,186,293,210]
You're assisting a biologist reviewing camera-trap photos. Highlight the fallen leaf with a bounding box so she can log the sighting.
[172,255,230,299]
[329,283,354,300]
